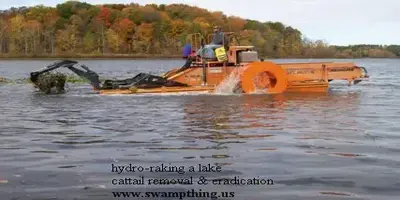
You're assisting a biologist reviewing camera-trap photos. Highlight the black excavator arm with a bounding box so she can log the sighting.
[30,60,189,91]
[66,64,101,89]
[30,60,102,90]
[30,60,77,83]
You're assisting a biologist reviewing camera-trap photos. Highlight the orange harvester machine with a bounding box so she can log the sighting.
[99,44,369,95]
[29,32,369,95]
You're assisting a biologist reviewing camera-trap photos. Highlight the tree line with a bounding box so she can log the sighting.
[0,1,399,58]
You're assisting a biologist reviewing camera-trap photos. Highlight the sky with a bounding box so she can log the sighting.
[1,0,399,46]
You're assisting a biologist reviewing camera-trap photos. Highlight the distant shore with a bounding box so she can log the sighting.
[0,54,398,60]
[0,54,184,60]
[0,2,399,61]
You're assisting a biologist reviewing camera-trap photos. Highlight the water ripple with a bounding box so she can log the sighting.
[0,59,399,199]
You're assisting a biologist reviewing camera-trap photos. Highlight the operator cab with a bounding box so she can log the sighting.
[183,31,260,68]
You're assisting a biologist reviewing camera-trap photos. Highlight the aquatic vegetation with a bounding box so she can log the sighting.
[129,86,138,93]
[0,77,30,84]
[0,74,90,85]
[34,72,66,94]
[66,74,91,83]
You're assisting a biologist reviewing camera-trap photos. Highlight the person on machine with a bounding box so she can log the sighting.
[197,26,228,59]
[176,26,228,74]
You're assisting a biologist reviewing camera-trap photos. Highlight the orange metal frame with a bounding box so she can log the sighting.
[98,32,368,95]
[99,60,368,95]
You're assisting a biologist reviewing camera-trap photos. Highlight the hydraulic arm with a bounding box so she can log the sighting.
[29,60,188,92]
[30,60,103,90]
[30,60,78,83]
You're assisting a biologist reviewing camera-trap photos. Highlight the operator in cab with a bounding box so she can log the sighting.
[210,26,224,46]
[177,26,229,73]
[197,26,228,59]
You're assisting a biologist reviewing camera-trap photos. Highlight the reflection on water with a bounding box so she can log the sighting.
[179,92,361,142]
[0,59,399,200]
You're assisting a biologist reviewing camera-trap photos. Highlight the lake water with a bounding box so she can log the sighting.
[0,58,399,200]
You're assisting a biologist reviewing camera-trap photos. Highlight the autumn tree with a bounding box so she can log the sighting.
[8,14,25,55]
[226,16,246,32]
[133,23,153,53]
[0,18,7,53]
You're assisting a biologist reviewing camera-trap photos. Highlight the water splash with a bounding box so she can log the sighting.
[214,72,241,95]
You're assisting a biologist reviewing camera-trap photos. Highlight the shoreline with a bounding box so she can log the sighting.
[0,54,398,60]
[0,54,183,60]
